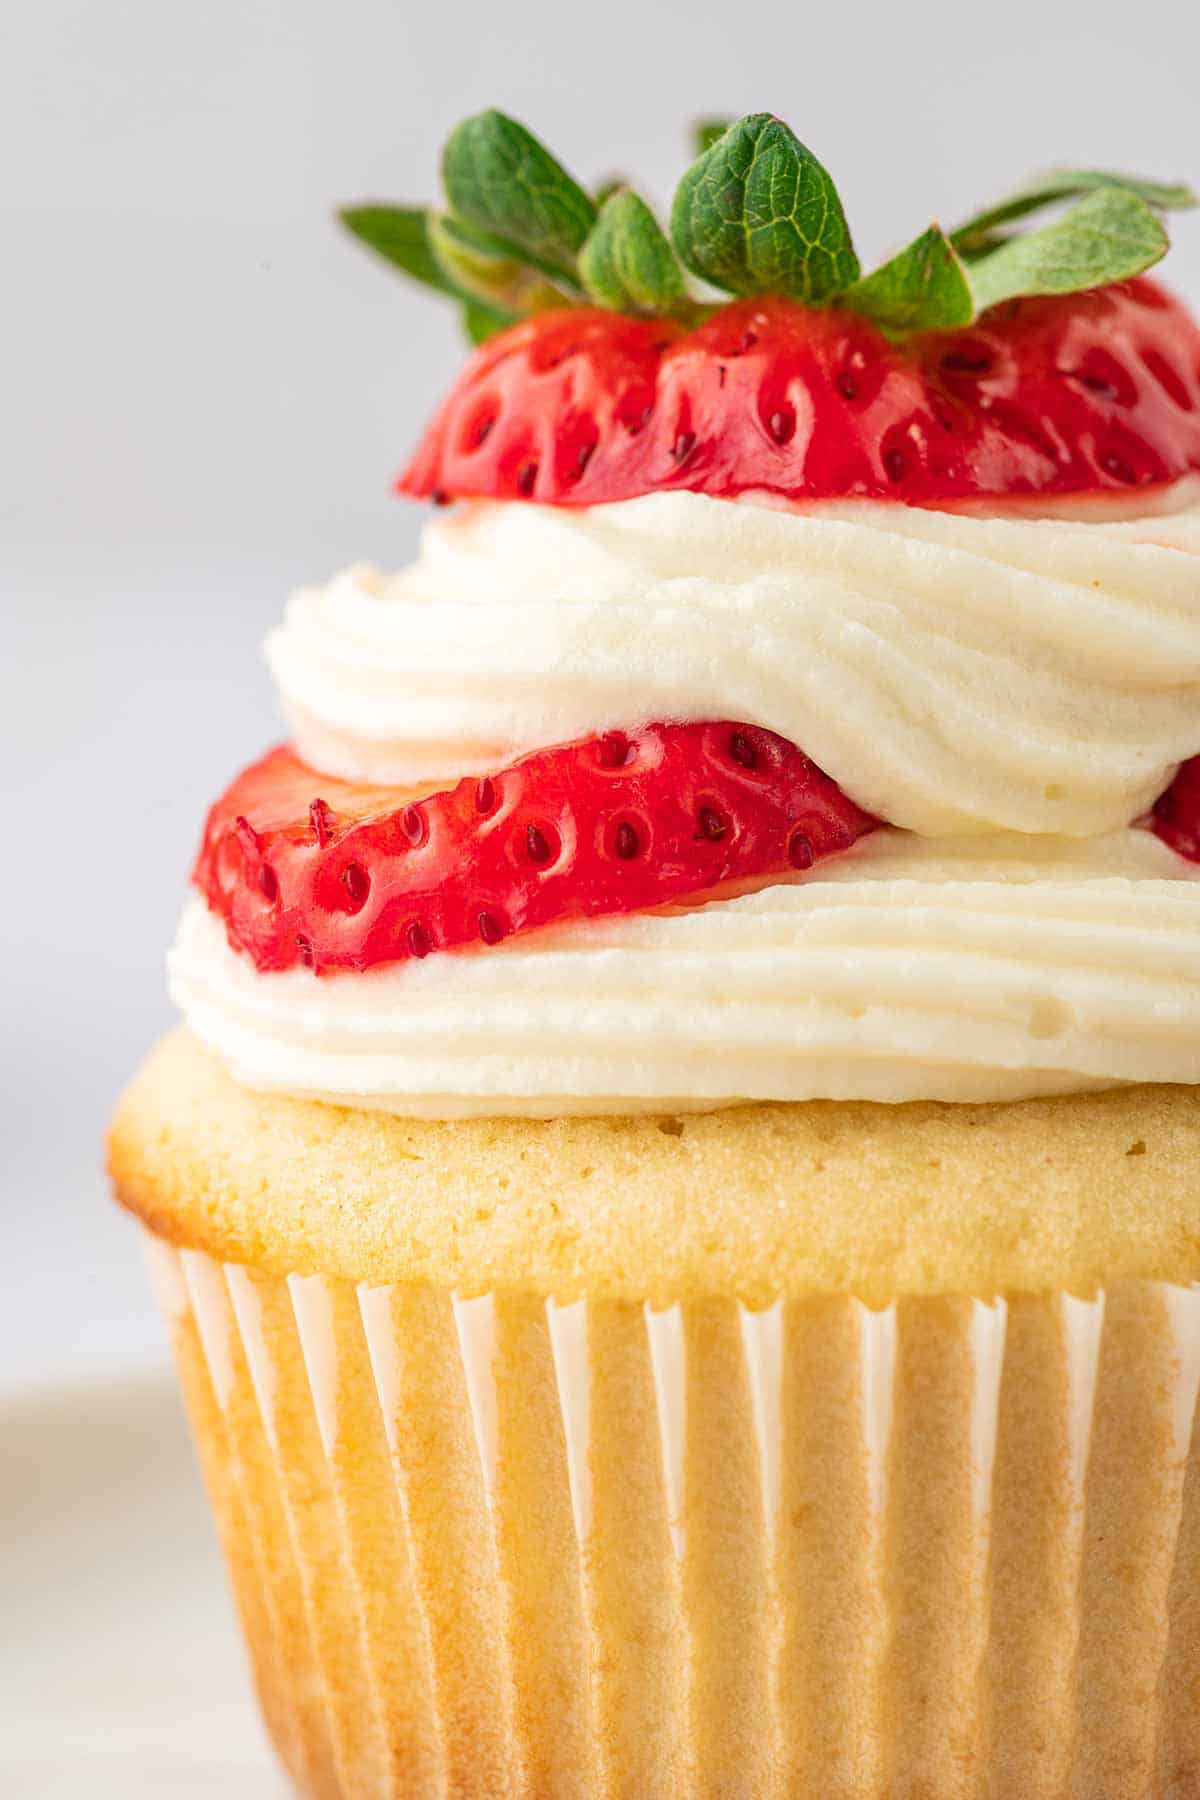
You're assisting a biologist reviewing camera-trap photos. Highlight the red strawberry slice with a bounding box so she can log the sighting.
[399,279,1200,509]
[194,723,877,974]
[1153,756,1200,863]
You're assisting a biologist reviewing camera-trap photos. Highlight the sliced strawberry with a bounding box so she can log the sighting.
[194,724,877,974]
[1153,756,1200,862]
[399,280,1200,509]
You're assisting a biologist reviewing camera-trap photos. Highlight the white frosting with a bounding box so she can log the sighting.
[178,483,1200,1117]
[172,830,1200,1116]
[267,482,1200,838]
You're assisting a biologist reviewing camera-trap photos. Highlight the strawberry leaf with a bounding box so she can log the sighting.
[461,299,515,345]
[953,169,1196,254]
[342,116,1193,344]
[692,117,733,156]
[339,205,462,297]
[442,109,596,289]
[845,224,974,332]
[594,175,627,207]
[428,213,567,315]
[579,189,688,313]
[671,113,859,303]
[968,186,1169,315]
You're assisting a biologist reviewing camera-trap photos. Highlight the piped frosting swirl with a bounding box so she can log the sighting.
[178,482,1200,1116]
[268,482,1200,836]
[172,829,1200,1115]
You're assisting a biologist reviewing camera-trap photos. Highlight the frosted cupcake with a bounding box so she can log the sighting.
[110,112,1200,1798]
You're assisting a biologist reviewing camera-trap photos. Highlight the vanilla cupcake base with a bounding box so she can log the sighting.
[145,1243,1200,1800]
[110,1031,1200,1305]
[110,1034,1200,1797]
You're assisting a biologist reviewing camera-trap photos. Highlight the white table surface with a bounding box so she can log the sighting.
[0,1371,289,1797]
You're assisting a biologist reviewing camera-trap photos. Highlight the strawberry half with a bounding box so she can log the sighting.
[194,724,877,974]
[399,280,1200,509]
[1153,756,1200,862]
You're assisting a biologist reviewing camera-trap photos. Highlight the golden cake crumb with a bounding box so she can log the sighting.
[110,1028,1200,1304]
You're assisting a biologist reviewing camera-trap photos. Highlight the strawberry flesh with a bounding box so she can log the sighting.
[1153,756,1200,863]
[400,280,1200,509]
[194,725,878,974]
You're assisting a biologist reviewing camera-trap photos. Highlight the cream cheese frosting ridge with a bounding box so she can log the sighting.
[267,480,1200,837]
[172,830,1200,1117]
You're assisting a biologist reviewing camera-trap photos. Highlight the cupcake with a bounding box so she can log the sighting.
[109,111,1200,1798]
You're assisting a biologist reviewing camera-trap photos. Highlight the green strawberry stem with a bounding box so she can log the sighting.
[341,109,1196,345]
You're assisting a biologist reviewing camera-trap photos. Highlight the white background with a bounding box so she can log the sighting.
[4,0,1200,1394]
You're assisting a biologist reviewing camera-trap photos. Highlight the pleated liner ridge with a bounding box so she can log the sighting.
[145,1236,1200,1800]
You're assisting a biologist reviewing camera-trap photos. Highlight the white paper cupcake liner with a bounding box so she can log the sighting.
[145,1233,1200,1800]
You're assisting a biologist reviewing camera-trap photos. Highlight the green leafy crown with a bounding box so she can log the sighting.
[340,110,1195,344]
